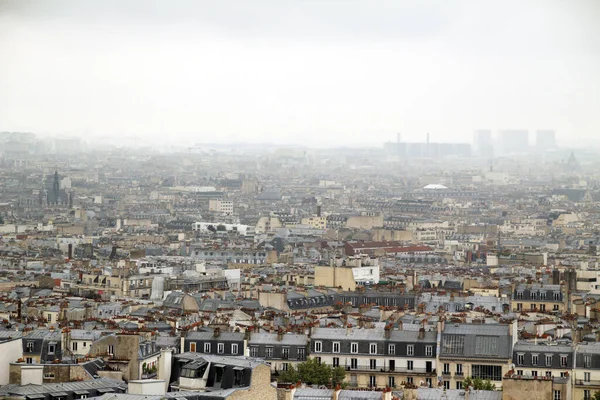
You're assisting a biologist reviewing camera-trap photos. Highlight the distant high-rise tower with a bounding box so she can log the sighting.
[536,130,556,149]
[498,130,529,154]
[473,130,493,157]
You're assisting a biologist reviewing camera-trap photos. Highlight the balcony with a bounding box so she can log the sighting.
[575,379,600,387]
[339,365,434,375]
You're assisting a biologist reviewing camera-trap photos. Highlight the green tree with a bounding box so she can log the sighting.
[593,390,600,400]
[462,377,495,391]
[277,358,346,387]
[216,224,227,232]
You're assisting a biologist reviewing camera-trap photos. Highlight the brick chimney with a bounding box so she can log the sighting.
[277,328,284,341]
[214,327,221,338]
[418,327,425,340]
[384,324,392,340]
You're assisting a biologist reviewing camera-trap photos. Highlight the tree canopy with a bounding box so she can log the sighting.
[462,377,495,391]
[277,358,346,387]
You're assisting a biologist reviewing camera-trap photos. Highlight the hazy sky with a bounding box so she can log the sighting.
[1,0,599,147]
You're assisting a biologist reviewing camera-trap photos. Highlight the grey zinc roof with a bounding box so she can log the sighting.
[338,390,383,399]
[513,341,573,353]
[294,388,333,400]
[577,343,600,355]
[186,330,245,341]
[415,388,501,400]
[312,327,436,342]
[443,323,510,336]
[0,378,126,396]
[0,330,22,340]
[175,352,267,369]
[249,333,308,346]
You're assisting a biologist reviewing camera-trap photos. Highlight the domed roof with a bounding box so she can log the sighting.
[423,184,448,190]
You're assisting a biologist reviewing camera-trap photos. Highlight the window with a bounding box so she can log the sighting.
[425,378,432,387]
[456,364,463,375]
[47,314,52,322]
[26,357,33,364]
[333,357,339,367]
[369,343,377,354]
[314,341,322,353]
[554,292,561,301]
[315,357,321,364]
[407,344,414,356]
[443,363,450,374]
[442,335,464,355]
[332,342,340,353]
[546,371,552,378]
[204,343,211,353]
[407,360,413,371]
[44,373,55,379]
[585,372,591,382]
[351,358,358,369]
[48,344,55,354]
[26,342,34,352]
[370,359,377,370]
[369,375,376,387]
[471,365,502,381]
[517,370,523,376]
[83,342,87,348]
[443,381,450,390]
[388,376,395,388]
[250,347,258,357]
[531,371,537,377]
[584,390,591,400]
[351,342,358,354]
[231,344,238,355]
[388,344,395,355]
[217,343,224,354]
[475,336,499,356]
[546,355,552,366]
[530,304,536,311]
[541,292,547,300]
[297,348,305,360]
[72,342,78,351]
[531,292,537,300]
[560,355,567,367]
[532,354,538,366]
[585,355,592,368]
[108,345,114,355]
[190,343,196,352]
[517,303,523,311]
[389,360,395,371]
[265,347,273,358]
[517,354,524,365]
[553,390,561,400]
[516,291,523,299]
[540,304,546,312]
[282,347,289,359]
[425,345,433,356]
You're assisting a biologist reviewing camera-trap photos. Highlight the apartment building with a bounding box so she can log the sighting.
[248,332,308,373]
[574,342,600,400]
[512,284,567,313]
[439,322,517,390]
[311,326,437,389]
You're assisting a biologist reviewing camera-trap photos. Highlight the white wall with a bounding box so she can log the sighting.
[0,338,24,385]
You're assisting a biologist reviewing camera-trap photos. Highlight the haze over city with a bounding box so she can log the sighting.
[1,0,600,147]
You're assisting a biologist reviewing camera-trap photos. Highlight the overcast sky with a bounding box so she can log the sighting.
[1,0,599,147]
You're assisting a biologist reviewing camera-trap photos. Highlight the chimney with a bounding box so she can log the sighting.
[332,385,342,400]
[418,327,425,340]
[346,324,353,336]
[382,387,392,400]
[398,321,403,331]
[317,205,322,217]
[277,328,284,341]
[214,327,221,338]
[68,243,73,259]
[384,324,392,340]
